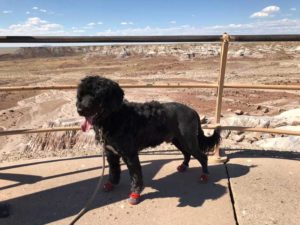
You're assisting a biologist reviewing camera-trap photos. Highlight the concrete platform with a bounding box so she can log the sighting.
[0,154,237,225]
[227,150,300,225]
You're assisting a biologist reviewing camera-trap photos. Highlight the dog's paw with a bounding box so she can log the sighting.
[199,173,209,182]
[128,192,141,205]
[177,164,188,173]
[103,181,114,192]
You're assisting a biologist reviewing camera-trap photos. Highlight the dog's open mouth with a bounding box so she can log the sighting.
[81,115,96,132]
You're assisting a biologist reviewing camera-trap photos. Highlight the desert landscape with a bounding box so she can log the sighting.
[0,42,300,162]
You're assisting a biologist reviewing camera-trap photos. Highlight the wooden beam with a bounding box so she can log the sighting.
[213,33,229,161]
[1,125,300,137]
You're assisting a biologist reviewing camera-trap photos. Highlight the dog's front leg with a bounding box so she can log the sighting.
[103,150,121,192]
[123,154,144,205]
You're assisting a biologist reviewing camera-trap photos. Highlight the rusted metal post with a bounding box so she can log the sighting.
[211,33,230,163]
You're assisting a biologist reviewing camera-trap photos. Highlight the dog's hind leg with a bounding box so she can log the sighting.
[174,134,209,180]
[172,138,191,172]
[103,150,121,192]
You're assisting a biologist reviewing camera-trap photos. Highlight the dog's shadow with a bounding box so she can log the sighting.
[141,160,247,207]
[1,158,250,225]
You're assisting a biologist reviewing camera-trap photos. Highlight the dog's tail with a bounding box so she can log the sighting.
[197,115,221,153]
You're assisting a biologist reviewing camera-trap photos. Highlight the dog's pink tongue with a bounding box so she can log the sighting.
[81,118,92,132]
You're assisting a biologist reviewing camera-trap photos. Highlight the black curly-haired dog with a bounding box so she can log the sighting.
[76,75,221,204]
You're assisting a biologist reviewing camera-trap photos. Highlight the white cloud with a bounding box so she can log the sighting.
[0,17,65,35]
[3,10,12,14]
[87,22,96,26]
[250,5,280,18]
[97,18,300,35]
[98,22,103,25]
[40,9,47,13]
[262,6,280,13]
[26,11,30,14]
[32,7,39,10]
[170,20,176,24]
[290,8,297,11]
[250,12,269,18]
[121,21,133,25]
[27,17,47,25]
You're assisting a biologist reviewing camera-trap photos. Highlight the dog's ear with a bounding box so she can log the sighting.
[106,81,124,111]
[95,78,124,112]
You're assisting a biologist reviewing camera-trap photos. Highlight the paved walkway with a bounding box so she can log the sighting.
[226,149,300,225]
[0,150,299,225]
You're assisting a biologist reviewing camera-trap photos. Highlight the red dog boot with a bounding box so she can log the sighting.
[103,181,114,192]
[177,164,188,172]
[128,192,141,205]
[200,173,209,182]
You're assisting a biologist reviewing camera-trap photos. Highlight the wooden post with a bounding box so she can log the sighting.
[211,33,230,163]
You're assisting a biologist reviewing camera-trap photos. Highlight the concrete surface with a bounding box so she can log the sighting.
[0,154,237,225]
[2,150,298,225]
[227,150,300,225]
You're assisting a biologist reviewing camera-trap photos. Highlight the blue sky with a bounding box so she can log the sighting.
[0,0,299,35]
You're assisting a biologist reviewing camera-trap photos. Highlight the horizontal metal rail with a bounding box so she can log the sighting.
[1,34,300,44]
[229,34,300,42]
[0,127,80,136]
[1,83,300,91]
[218,126,300,136]
[0,83,218,91]
[0,35,223,43]
[1,125,300,137]
[223,83,300,91]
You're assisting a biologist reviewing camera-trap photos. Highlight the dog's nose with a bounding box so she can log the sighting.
[77,107,83,114]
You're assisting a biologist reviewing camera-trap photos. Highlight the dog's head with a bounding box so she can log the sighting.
[76,75,124,131]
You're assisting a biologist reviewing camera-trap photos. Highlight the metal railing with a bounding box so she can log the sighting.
[1,34,300,43]
[1,33,300,161]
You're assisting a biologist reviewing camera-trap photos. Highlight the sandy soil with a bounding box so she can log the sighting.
[0,43,300,162]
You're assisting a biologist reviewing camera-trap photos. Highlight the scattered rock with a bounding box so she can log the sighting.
[236,130,245,135]
[234,110,244,115]
[247,136,259,143]
[291,121,300,126]
[263,108,269,113]
[222,130,231,139]
[200,115,208,124]
[237,49,245,56]
[273,121,288,127]
[233,135,245,142]
[256,105,262,110]
[259,120,270,128]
